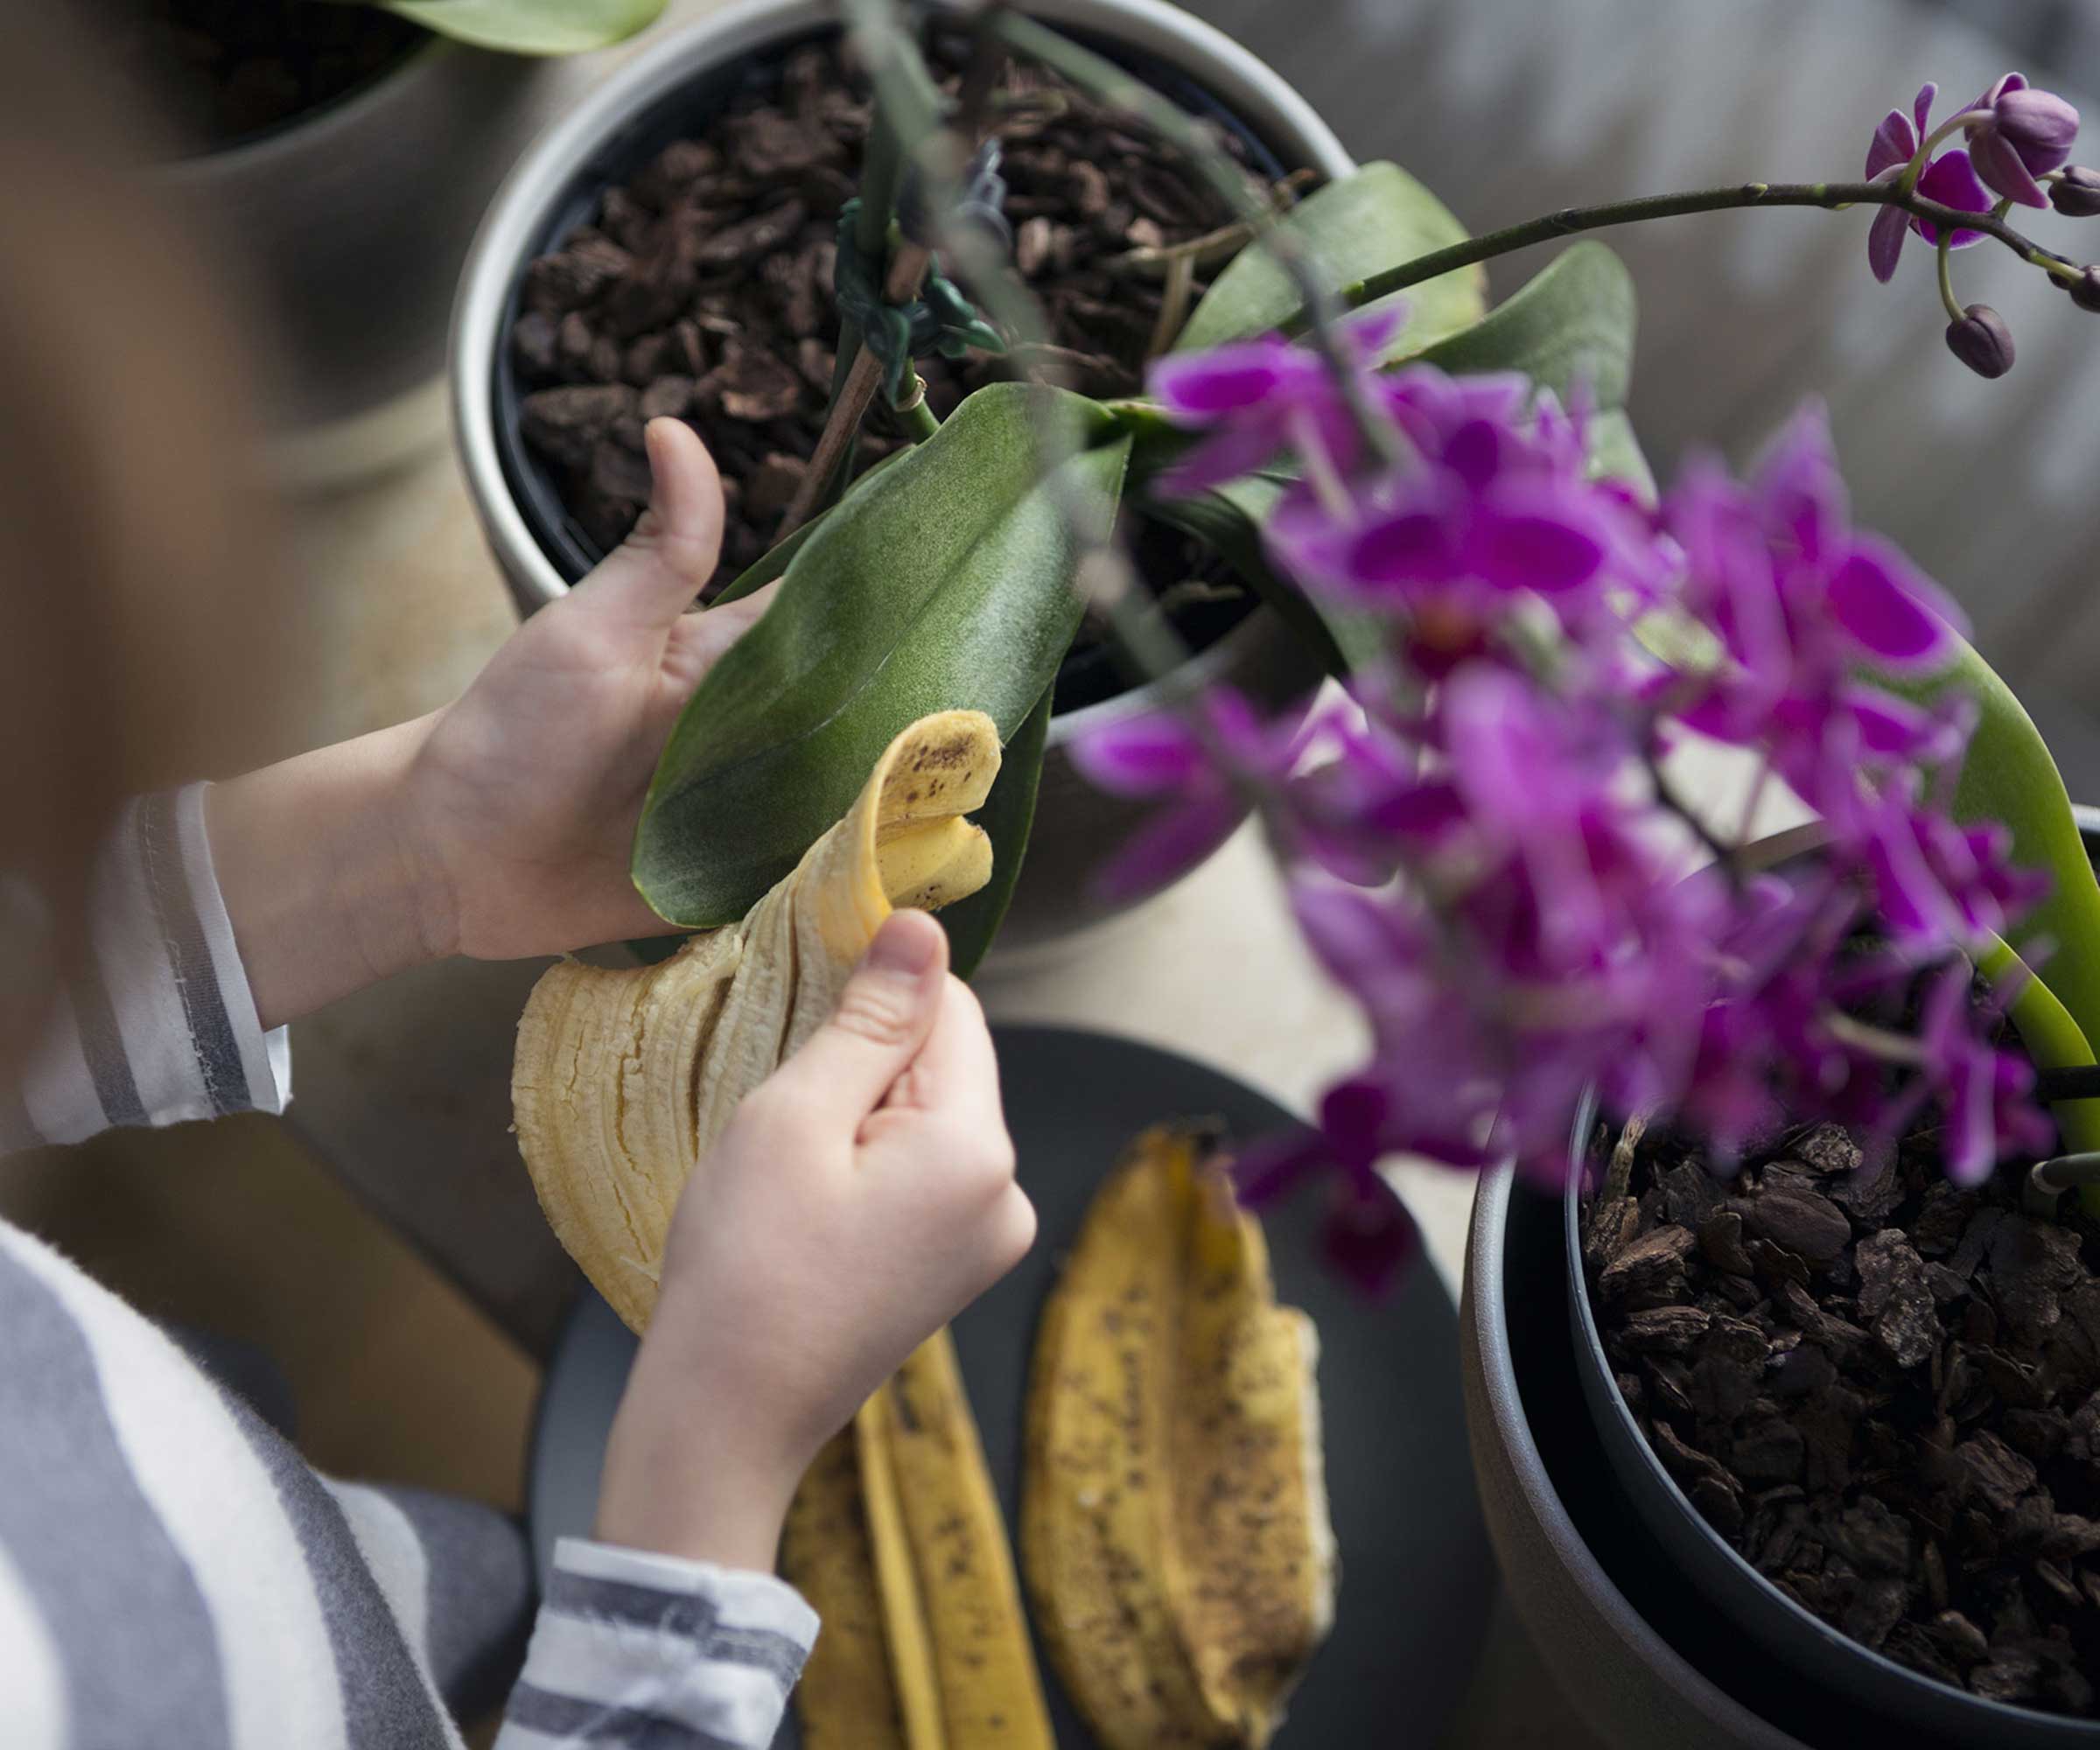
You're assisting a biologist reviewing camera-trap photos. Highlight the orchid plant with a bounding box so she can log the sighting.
[1076,67,2100,1286]
[629,2,2100,1291]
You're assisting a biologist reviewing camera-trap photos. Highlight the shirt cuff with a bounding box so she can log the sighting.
[6,784,290,1150]
[498,1537,818,1750]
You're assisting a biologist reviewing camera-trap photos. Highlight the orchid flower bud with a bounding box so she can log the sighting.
[2069,268,2100,312]
[2052,166,2100,216]
[1945,304,2015,376]
[1966,73,2080,206]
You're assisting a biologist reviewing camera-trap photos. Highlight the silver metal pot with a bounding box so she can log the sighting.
[449,0,1350,943]
[164,36,578,456]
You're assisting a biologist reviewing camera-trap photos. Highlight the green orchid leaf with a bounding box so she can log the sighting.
[378,0,665,55]
[710,448,920,609]
[1981,936,2100,1208]
[710,518,819,608]
[1414,242,1637,410]
[1174,162,1486,359]
[1138,478,1366,676]
[1894,638,2100,1050]
[1585,409,1656,503]
[937,683,1052,980]
[634,382,1129,927]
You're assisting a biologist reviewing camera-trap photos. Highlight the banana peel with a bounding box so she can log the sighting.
[1023,1124,1336,1749]
[854,1331,1055,1748]
[511,710,1002,1334]
[784,1333,1054,1750]
[513,709,1049,1749]
[779,1427,906,1748]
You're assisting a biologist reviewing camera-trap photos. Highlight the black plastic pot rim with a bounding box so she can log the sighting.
[1562,1092,2100,1741]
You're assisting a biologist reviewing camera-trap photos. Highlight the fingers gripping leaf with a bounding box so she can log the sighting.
[634,383,1130,928]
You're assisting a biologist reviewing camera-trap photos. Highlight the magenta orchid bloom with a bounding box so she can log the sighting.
[1082,323,2050,1288]
[1863,80,1996,282]
[1147,307,1406,497]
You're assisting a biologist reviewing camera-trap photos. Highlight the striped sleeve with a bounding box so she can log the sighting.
[495,1537,819,1750]
[4,783,290,1152]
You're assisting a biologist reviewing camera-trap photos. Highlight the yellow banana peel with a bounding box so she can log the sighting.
[511,710,1002,1334]
[1023,1124,1336,1749]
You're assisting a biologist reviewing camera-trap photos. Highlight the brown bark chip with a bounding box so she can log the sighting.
[1585,1114,2100,1715]
[504,34,1284,593]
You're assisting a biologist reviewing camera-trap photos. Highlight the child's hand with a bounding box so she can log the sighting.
[409,418,771,962]
[592,911,1034,1572]
[210,420,773,1026]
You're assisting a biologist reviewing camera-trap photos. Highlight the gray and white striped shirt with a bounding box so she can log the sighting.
[2,787,819,1748]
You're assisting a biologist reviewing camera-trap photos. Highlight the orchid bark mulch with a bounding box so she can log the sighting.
[508,34,1276,598]
[1585,1116,2100,1716]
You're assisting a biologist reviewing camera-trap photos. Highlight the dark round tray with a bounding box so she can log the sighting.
[529,1023,1493,1747]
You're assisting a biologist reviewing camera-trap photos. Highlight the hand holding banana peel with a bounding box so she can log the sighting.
[590,905,1035,1577]
[514,710,1036,1574]
[513,710,1335,1746]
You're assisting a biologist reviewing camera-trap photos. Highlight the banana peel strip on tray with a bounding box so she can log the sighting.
[1023,1124,1338,1750]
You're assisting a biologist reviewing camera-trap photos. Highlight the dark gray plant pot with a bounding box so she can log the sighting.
[163,35,578,450]
[1467,808,2100,1746]
[1550,815,2100,1747]
[1462,1166,1812,1750]
[450,0,1347,945]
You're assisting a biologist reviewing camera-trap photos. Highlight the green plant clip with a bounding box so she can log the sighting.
[832,202,1004,404]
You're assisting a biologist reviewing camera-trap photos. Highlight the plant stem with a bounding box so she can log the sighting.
[1334,180,2083,313]
[1936,234,1964,325]
[894,372,941,441]
[777,0,997,539]
[777,239,933,536]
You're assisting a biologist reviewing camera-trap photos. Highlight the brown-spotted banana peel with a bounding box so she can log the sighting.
[784,1328,1056,1749]
[513,710,1050,1750]
[1022,1124,1337,1749]
[510,710,1002,1336]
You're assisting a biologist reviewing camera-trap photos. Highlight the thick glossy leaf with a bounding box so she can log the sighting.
[1139,480,1362,677]
[1414,242,1637,410]
[937,683,1052,980]
[378,0,664,54]
[1174,162,1485,358]
[1585,410,1656,503]
[634,383,1129,926]
[1981,937,2100,1165]
[1895,638,2100,1049]
[710,447,918,609]
[711,517,819,608]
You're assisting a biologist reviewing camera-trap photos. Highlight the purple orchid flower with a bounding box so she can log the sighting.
[1965,72,2080,208]
[1068,686,1314,905]
[1147,306,1405,498]
[1104,321,2050,1294]
[1236,1076,1422,1296]
[1913,960,2054,1183]
[1864,81,1996,282]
